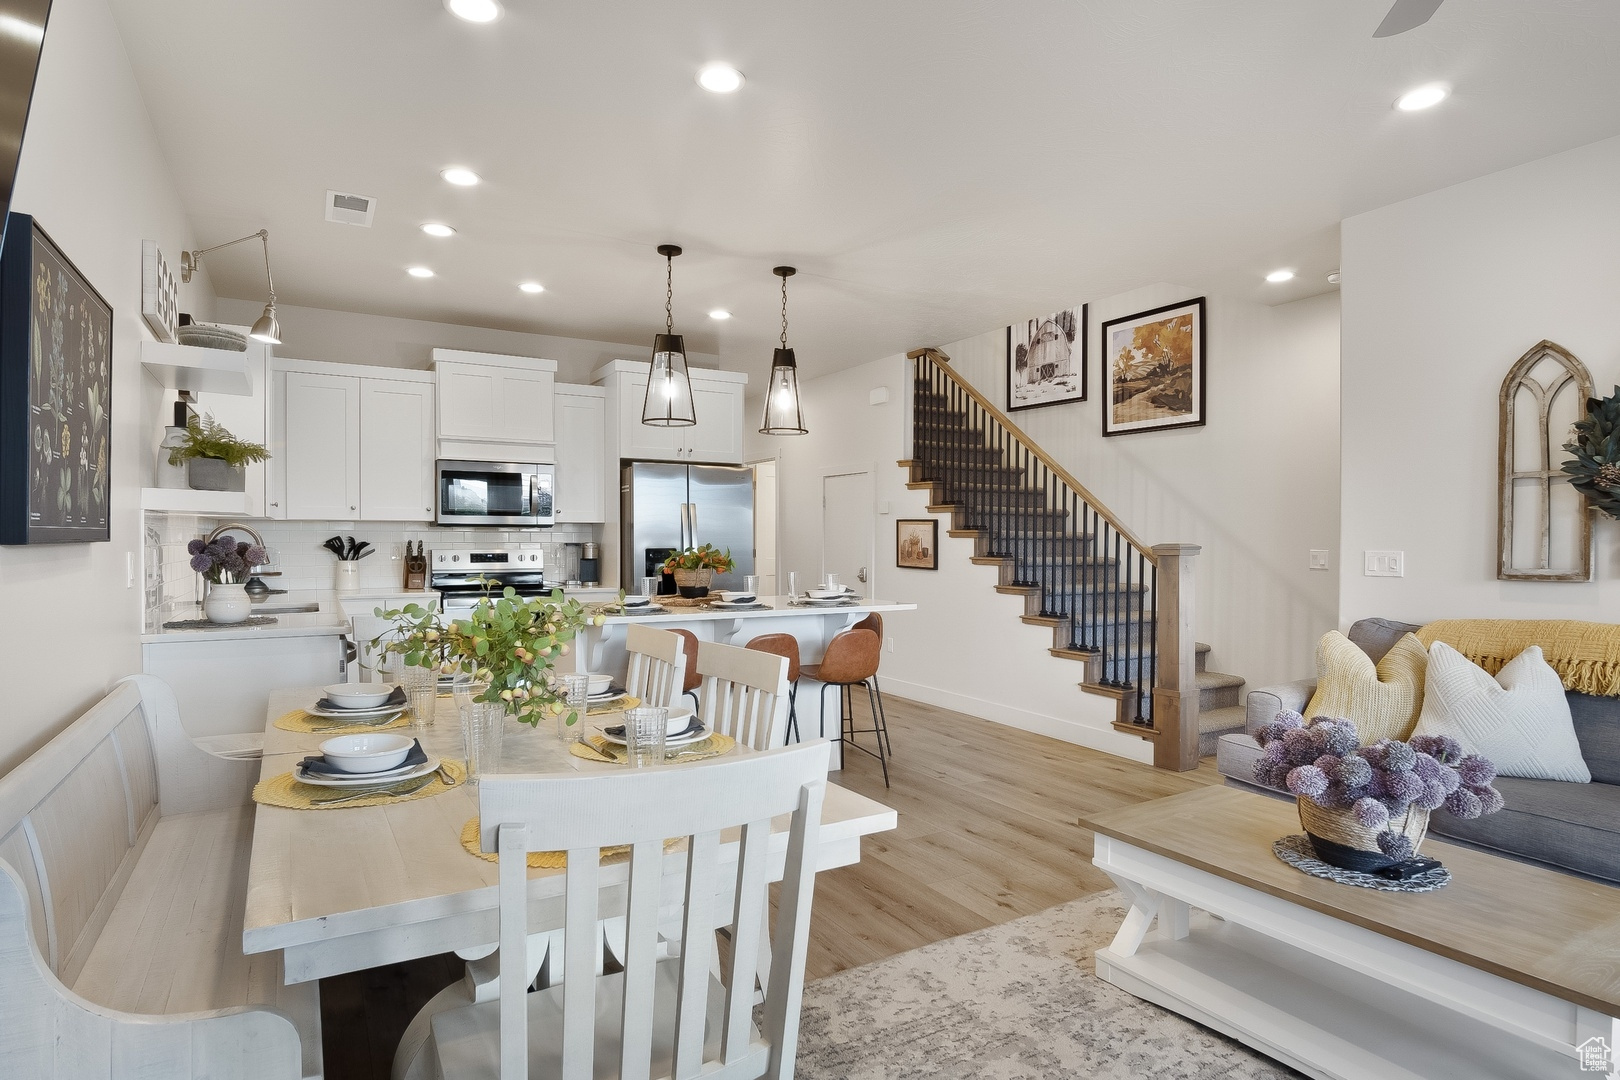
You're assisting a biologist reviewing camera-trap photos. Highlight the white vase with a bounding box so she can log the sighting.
[335,561,360,594]
[204,582,251,625]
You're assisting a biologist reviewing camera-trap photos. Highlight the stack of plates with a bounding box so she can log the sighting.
[293,756,440,787]
[589,684,630,707]
[600,716,708,747]
[306,685,407,721]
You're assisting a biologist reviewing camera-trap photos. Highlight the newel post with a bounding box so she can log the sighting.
[1151,544,1201,772]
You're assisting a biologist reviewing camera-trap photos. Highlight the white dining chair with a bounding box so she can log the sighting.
[696,639,792,751]
[625,623,686,710]
[428,741,831,1080]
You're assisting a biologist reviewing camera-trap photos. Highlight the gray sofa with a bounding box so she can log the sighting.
[1217,618,1620,885]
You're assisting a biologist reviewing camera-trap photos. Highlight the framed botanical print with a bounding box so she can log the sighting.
[1100,296,1205,437]
[1007,305,1086,411]
[0,213,114,544]
[896,519,938,570]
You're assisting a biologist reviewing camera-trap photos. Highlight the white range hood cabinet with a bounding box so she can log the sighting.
[432,348,558,463]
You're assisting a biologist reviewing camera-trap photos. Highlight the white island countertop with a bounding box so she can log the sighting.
[141,587,440,644]
[598,596,915,625]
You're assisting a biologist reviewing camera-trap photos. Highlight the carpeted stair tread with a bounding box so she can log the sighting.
[1198,704,1249,758]
[1197,670,1244,691]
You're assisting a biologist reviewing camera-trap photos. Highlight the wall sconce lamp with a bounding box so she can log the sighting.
[180,229,280,344]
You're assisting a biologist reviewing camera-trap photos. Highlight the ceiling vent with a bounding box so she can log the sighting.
[324,190,377,227]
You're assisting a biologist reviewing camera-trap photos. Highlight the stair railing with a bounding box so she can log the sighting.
[906,347,1201,771]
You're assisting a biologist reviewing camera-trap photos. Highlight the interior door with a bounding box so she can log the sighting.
[822,470,874,596]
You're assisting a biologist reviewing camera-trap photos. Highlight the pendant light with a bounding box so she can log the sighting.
[641,244,696,427]
[760,266,807,435]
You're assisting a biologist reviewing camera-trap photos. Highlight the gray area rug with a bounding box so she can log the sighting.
[795,890,1301,1079]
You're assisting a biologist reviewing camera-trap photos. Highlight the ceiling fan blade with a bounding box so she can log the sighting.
[1373,0,1444,37]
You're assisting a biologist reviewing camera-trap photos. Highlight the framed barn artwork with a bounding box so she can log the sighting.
[1007,305,1086,411]
[1101,297,1205,437]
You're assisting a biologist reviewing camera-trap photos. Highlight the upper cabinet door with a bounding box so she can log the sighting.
[554,390,607,523]
[617,371,683,461]
[283,372,361,519]
[436,363,498,441]
[685,380,745,462]
[436,360,555,445]
[494,366,555,444]
[359,379,436,521]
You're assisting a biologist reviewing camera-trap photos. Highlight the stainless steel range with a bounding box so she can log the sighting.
[431,545,547,619]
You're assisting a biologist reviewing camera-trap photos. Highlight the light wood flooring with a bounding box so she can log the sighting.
[318,693,1220,1078]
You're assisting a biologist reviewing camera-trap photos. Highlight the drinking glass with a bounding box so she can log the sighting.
[786,571,798,598]
[407,686,438,730]
[460,701,505,783]
[559,673,591,743]
[640,575,661,599]
[742,574,760,597]
[451,670,477,713]
[623,706,669,767]
[824,571,841,592]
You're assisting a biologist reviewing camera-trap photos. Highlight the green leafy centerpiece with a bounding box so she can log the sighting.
[373,584,606,729]
[662,543,735,597]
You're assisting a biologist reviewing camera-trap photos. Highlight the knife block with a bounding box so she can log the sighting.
[404,549,427,590]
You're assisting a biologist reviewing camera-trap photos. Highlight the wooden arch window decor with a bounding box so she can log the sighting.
[1498,340,1593,581]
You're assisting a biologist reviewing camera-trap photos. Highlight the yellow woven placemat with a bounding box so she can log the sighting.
[253,759,466,810]
[273,708,411,734]
[459,820,684,869]
[587,695,640,716]
[569,731,735,766]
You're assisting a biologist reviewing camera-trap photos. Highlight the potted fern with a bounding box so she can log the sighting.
[167,414,270,492]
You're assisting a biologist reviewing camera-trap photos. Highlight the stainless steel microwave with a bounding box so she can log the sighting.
[435,460,554,527]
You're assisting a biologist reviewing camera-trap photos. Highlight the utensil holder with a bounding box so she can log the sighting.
[335,561,360,593]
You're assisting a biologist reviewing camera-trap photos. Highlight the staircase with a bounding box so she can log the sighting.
[901,348,1250,769]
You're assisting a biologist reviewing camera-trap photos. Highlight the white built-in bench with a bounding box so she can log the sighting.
[0,674,320,1079]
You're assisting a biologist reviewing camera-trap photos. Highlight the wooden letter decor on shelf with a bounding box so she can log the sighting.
[1498,340,1593,581]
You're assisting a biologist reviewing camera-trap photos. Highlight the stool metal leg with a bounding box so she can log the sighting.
[784,680,799,744]
[871,674,892,757]
[863,679,889,786]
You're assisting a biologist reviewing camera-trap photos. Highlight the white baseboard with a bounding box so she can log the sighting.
[876,676,1155,765]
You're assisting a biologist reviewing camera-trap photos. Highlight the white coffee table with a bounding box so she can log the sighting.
[1085,787,1620,1080]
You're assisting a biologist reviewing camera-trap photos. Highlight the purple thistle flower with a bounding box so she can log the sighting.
[1360,742,1388,768]
[1274,709,1304,729]
[1412,754,1442,783]
[1286,765,1329,799]
[1315,719,1361,757]
[1313,754,1342,782]
[1438,767,1461,794]
[1377,832,1415,861]
[1383,741,1417,772]
[1259,741,1287,765]
[1365,769,1388,799]
[1254,762,1288,788]
[1282,727,1324,763]
[1471,785,1505,815]
[243,545,267,567]
[1338,755,1373,788]
[1444,787,1483,820]
[1317,782,1354,810]
[189,552,212,573]
[1353,796,1390,830]
[1413,779,1448,812]
[1342,783,1370,804]
[1457,755,1496,787]
[1385,770,1425,802]
[1257,721,1288,746]
[187,538,206,556]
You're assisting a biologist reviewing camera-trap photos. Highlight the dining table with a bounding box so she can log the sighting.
[241,686,897,987]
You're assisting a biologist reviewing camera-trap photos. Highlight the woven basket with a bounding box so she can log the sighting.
[671,567,713,597]
[1298,798,1430,872]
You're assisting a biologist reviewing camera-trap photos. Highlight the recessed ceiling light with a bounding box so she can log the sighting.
[441,167,481,187]
[446,0,502,23]
[420,222,455,238]
[708,309,732,320]
[407,266,435,278]
[518,282,544,294]
[1395,83,1448,112]
[1265,269,1295,283]
[697,63,745,93]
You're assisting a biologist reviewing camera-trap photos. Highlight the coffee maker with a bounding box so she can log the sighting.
[578,542,600,587]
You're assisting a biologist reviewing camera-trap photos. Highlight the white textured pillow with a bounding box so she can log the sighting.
[1413,641,1591,783]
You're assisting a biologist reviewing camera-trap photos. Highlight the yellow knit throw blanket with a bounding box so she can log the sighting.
[1416,619,1620,696]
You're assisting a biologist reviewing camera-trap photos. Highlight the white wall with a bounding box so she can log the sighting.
[1340,134,1620,626]
[214,298,723,386]
[1,0,215,772]
[751,284,1340,760]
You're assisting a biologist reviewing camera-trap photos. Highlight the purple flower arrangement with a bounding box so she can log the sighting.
[1255,711,1504,861]
[188,537,267,585]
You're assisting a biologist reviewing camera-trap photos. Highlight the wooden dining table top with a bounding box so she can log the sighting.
[242,686,897,984]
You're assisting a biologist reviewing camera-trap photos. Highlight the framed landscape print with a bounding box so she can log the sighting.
[0,213,114,544]
[896,519,938,570]
[1007,305,1086,411]
[1101,296,1205,437]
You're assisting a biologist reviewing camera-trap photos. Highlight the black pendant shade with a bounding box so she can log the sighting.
[642,246,696,427]
[761,266,808,435]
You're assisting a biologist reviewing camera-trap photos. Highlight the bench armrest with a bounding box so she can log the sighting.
[121,675,260,815]
[1244,679,1317,736]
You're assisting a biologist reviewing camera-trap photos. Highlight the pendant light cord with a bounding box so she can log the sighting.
[665,254,674,336]
[780,273,789,350]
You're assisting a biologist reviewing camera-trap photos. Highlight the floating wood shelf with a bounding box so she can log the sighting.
[140,488,247,515]
[140,339,253,396]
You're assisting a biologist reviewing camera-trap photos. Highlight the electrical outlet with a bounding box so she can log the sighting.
[126,551,135,588]
[1309,549,1329,571]
[1364,550,1404,577]
[886,637,895,654]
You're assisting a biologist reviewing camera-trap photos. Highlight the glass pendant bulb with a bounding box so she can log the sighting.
[760,266,807,435]
[642,246,696,426]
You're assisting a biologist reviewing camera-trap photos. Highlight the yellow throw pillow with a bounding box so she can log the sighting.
[1304,631,1428,744]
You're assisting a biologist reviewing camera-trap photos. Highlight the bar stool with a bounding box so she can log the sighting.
[745,634,801,744]
[850,613,889,755]
[801,628,889,787]
[670,628,702,713]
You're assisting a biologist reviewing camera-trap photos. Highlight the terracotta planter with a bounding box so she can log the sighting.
[672,567,713,598]
[1298,797,1430,872]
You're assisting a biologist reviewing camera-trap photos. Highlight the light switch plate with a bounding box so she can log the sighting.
[1309,549,1330,570]
[1364,550,1404,577]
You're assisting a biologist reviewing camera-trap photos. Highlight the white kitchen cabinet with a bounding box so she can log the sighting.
[554,386,608,523]
[594,360,748,464]
[360,378,436,520]
[282,370,361,519]
[432,349,557,447]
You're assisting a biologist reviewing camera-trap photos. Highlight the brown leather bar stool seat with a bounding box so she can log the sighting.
[745,634,802,744]
[801,628,889,786]
[671,628,702,712]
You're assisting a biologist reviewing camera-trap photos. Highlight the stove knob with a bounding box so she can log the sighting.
[452,554,460,562]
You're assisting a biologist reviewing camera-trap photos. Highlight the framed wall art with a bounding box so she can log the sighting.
[1101,296,1205,437]
[1007,305,1086,411]
[896,518,938,570]
[0,213,114,544]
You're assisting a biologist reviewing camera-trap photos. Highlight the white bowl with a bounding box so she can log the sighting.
[807,588,845,600]
[319,733,414,774]
[665,705,695,735]
[587,673,614,695]
[623,594,651,606]
[717,591,756,604]
[322,683,393,709]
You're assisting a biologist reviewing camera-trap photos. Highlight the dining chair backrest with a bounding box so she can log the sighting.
[814,628,881,685]
[851,612,883,646]
[671,628,702,694]
[745,633,801,683]
[697,640,791,751]
[476,741,831,1080]
[624,624,685,710]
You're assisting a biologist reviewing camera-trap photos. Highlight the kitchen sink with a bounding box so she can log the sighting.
[249,602,322,615]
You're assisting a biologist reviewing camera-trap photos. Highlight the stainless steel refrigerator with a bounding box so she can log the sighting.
[622,462,754,592]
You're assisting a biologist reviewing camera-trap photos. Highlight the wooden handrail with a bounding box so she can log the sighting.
[907,347,1158,565]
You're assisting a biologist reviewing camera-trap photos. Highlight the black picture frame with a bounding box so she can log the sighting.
[1006,304,1087,411]
[1100,296,1205,437]
[895,518,938,570]
[0,213,114,544]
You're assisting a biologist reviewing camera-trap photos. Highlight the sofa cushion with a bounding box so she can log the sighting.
[1429,776,1620,885]
[1414,643,1591,783]
[1216,732,1265,785]
[1347,618,1423,664]
[1569,692,1620,785]
[1306,631,1428,743]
